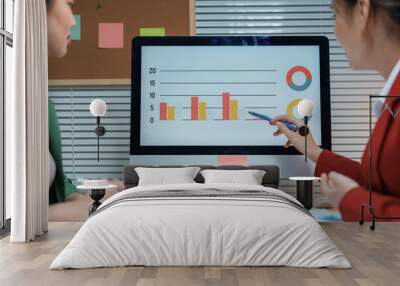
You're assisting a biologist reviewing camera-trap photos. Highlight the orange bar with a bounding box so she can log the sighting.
[160,103,167,120]
[223,92,230,120]
[191,97,199,120]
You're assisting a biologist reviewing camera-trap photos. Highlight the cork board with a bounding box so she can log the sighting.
[48,0,195,85]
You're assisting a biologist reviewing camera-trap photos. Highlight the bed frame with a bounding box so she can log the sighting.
[123,165,280,189]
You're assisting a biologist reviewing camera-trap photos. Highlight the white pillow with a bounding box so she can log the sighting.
[200,169,266,185]
[135,167,201,186]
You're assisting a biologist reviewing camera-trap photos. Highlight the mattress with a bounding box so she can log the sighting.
[50,183,351,269]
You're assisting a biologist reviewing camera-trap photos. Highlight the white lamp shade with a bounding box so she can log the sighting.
[372,98,385,116]
[298,99,314,117]
[90,99,107,117]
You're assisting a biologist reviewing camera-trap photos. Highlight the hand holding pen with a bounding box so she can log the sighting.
[269,114,322,162]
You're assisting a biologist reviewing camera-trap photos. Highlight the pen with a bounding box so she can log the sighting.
[248,111,299,131]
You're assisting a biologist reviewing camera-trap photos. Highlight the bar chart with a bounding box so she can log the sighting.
[140,45,322,146]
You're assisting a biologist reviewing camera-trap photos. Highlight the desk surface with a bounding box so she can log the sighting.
[289,176,321,181]
[77,184,118,190]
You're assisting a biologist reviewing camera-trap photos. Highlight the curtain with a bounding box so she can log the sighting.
[7,0,49,242]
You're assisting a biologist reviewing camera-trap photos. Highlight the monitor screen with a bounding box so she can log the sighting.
[131,36,331,155]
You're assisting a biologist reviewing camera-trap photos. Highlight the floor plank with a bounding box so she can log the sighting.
[0,222,399,286]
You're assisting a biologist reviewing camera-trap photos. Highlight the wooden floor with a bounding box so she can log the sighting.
[0,223,399,286]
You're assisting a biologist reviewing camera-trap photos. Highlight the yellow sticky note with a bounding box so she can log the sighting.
[140,27,166,37]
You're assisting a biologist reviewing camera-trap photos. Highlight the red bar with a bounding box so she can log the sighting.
[191,96,199,120]
[223,92,230,120]
[160,102,168,120]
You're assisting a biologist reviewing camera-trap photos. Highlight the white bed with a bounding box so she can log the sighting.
[50,183,350,269]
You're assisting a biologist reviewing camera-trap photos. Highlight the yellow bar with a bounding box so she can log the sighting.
[199,102,207,120]
[230,100,238,120]
[167,106,176,120]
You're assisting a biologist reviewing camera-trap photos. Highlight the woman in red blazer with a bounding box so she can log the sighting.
[270,0,400,221]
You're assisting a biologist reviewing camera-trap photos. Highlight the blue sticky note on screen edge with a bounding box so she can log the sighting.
[71,15,81,40]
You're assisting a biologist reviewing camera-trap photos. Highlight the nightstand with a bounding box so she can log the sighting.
[77,184,118,215]
[289,177,320,210]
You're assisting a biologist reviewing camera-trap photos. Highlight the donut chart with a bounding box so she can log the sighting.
[287,98,313,120]
[286,66,312,91]
[287,98,303,117]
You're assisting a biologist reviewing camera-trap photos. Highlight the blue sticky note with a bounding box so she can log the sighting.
[71,15,81,40]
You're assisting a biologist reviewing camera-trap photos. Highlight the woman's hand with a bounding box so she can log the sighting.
[270,114,323,162]
[320,172,359,208]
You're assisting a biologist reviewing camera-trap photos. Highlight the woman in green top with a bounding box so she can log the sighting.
[46,0,77,203]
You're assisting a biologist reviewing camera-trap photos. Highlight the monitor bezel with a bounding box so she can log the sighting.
[131,36,331,155]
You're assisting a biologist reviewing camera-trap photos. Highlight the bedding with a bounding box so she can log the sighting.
[200,169,266,185]
[50,183,351,269]
[135,167,200,186]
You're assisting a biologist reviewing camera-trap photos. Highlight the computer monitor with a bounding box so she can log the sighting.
[131,36,331,155]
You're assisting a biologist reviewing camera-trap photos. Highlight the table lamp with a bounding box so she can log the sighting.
[89,99,107,162]
[297,99,314,162]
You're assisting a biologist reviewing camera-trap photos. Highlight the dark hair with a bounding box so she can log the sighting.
[342,0,400,29]
[46,0,53,9]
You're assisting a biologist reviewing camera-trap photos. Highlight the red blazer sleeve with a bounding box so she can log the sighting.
[339,186,400,221]
[314,150,363,185]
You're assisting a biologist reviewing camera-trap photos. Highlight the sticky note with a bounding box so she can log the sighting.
[98,23,124,49]
[218,155,248,166]
[140,27,166,37]
[71,15,81,40]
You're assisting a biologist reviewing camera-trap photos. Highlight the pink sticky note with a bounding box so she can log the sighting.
[218,155,248,166]
[98,23,124,49]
